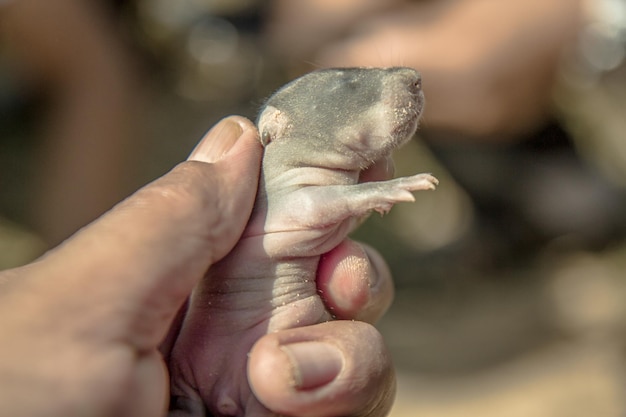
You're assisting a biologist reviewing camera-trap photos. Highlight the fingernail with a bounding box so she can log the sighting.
[281,342,344,390]
[188,119,243,163]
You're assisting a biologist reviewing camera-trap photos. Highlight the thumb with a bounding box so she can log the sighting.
[248,321,395,417]
[33,116,262,350]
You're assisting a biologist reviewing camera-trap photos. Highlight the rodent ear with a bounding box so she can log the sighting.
[257,105,290,147]
[261,131,272,147]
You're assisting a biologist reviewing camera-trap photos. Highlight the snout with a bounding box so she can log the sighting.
[387,67,422,96]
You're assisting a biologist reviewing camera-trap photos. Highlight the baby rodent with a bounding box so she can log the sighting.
[250,67,438,259]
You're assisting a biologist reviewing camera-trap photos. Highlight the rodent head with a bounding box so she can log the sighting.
[257,67,424,169]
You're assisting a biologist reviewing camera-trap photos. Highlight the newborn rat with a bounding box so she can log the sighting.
[252,67,437,259]
[171,67,438,417]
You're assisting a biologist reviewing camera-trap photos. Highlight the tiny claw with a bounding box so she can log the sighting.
[374,207,390,216]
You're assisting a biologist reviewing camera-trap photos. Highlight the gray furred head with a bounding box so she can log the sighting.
[257,67,424,169]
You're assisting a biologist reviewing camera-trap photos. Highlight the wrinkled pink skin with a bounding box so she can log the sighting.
[169,67,437,416]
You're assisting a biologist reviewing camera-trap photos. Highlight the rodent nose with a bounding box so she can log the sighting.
[389,67,422,94]
[409,75,422,95]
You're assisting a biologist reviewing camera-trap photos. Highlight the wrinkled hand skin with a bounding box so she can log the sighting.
[169,68,438,416]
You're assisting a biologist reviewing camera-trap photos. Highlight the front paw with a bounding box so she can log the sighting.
[373,173,438,215]
[398,173,439,191]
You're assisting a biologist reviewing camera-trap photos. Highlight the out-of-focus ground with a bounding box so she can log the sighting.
[382,246,626,416]
[2,1,626,415]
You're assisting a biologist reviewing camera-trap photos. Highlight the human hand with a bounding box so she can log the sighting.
[268,0,582,139]
[0,116,396,416]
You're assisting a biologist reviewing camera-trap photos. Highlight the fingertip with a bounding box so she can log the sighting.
[188,116,260,164]
[318,240,372,319]
[317,240,394,323]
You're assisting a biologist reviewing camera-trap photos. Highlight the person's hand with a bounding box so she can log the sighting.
[267,0,582,139]
[0,116,396,416]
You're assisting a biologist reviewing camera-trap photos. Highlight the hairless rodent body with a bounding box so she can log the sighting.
[170,67,438,416]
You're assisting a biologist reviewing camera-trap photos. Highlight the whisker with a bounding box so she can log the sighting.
[302,59,324,70]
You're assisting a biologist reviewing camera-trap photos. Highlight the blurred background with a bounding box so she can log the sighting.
[1,0,626,415]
